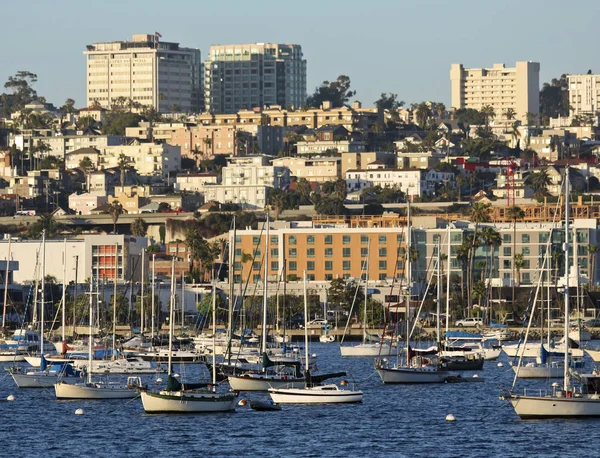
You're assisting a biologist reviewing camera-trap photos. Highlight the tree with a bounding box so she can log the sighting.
[117,153,130,187]
[306,75,355,108]
[108,201,123,234]
[130,218,148,237]
[506,205,525,305]
[159,224,166,245]
[468,172,478,198]
[539,74,569,123]
[414,102,433,129]
[503,108,516,122]
[374,93,404,112]
[28,213,63,238]
[526,168,551,197]
[481,227,502,315]
[480,105,495,127]
[295,178,313,205]
[456,174,465,201]
[269,188,288,219]
[3,71,38,113]
[472,280,487,308]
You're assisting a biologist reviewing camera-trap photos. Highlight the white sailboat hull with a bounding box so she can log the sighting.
[12,372,80,388]
[319,335,334,343]
[340,343,392,357]
[140,390,237,413]
[54,381,139,399]
[268,384,363,404]
[228,374,304,392]
[0,352,25,362]
[512,364,564,379]
[509,394,600,418]
[377,366,448,384]
[502,343,583,358]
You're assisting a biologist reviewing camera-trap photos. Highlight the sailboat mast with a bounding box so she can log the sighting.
[445,225,451,337]
[406,202,411,366]
[151,254,155,343]
[363,240,370,345]
[167,258,175,377]
[211,276,217,389]
[436,239,441,343]
[563,167,570,391]
[40,230,46,356]
[303,271,309,372]
[61,238,66,343]
[228,217,235,346]
[181,273,185,333]
[261,214,269,355]
[2,235,11,330]
[88,269,93,384]
[141,248,145,336]
[112,243,118,360]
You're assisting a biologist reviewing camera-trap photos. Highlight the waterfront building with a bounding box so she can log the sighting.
[567,74,600,118]
[85,33,202,113]
[450,61,540,124]
[204,43,306,114]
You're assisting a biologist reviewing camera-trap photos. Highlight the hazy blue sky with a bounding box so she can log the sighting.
[1,0,598,109]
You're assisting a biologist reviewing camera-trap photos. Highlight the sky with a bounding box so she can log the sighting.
[1,0,598,110]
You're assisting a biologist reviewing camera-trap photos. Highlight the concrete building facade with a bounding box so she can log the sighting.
[568,74,600,117]
[85,34,202,113]
[204,43,306,114]
[450,62,540,123]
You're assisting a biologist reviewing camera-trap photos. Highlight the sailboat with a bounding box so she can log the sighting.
[340,241,391,357]
[54,272,141,400]
[268,272,363,404]
[140,260,237,413]
[506,167,600,418]
[375,205,448,384]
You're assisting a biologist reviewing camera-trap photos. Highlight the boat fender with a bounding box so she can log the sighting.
[567,391,573,398]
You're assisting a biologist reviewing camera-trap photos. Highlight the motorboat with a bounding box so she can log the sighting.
[268,383,363,404]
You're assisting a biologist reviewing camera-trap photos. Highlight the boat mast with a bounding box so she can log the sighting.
[436,239,441,343]
[563,167,570,391]
[211,274,217,390]
[2,235,11,331]
[303,270,309,375]
[363,240,370,345]
[181,273,185,333]
[61,238,66,344]
[40,230,46,357]
[140,248,145,336]
[406,201,411,366]
[445,225,451,337]
[167,258,175,378]
[151,254,155,343]
[261,214,269,355]
[112,243,118,360]
[228,217,235,352]
[87,267,93,384]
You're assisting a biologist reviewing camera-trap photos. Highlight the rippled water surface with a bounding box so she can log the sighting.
[2,343,600,457]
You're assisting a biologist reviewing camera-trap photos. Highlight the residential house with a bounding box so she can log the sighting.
[174,173,219,193]
[345,162,426,198]
[108,186,151,214]
[69,192,108,215]
[272,156,341,183]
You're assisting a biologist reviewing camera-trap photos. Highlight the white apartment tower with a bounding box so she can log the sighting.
[450,61,540,123]
[567,74,600,117]
[204,43,306,114]
[85,34,202,113]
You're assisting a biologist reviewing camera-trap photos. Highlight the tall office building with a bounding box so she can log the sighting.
[204,43,306,114]
[567,74,600,117]
[85,34,202,113]
[450,61,540,123]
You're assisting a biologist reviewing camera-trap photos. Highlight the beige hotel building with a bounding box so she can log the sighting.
[450,61,540,123]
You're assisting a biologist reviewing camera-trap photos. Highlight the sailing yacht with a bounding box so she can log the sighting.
[54,274,140,400]
[268,272,363,404]
[140,261,237,413]
[376,213,448,384]
[507,167,600,418]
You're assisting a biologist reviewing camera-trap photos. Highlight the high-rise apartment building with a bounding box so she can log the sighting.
[567,74,600,117]
[85,34,202,113]
[450,62,540,123]
[204,43,306,114]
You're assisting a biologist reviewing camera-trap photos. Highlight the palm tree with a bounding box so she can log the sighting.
[526,168,551,197]
[589,244,600,289]
[116,154,129,187]
[203,137,213,158]
[468,172,477,199]
[481,227,502,322]
[130,218,148,236]
[295,178,312,204]
[514,254,525,287]
[503,108,516,122]
[415,102,433,130]
[506,205,525,305]
[472,280,487,308]
[108,201,123,234]
[269,188,287,219]
[456,174,465,201]
[480,105,496,127]
[510,121,521,148]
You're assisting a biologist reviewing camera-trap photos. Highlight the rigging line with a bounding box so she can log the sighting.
[339,249,369,346]
[106,393,142,415]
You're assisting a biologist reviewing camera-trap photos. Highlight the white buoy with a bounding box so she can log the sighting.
[75,408,84,415]
[446,414,456,422]
[173,373,180,378]
[552,382,560,387]
[238,398,247,406]
[473,374,479,378]
[156,377,163,383]
[497,362,504,367]
[6,395,15,402]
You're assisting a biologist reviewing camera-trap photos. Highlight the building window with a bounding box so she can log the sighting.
[343,248,351,257]
[522,272,531,283]
[539,232,549,243]
[254,248,261,257]
[379,235,387,244]
[253,274,261,283]
[325,261,333,271]
[307,274,315,281]
[503,260,511,269]
[379,260,387,270]
[307,248,315,258]
[361,235,369,244]
[325,274,333,281]
[307,235,315,245]
[522,247,530,256]
[289,248,297,258]
[379,273,387,280]
[504,247,511,257]
[379,248,387,257]
[433,234,440,243]
[343,261,351,270]
[271,261,279,271]
[361,247,368,257]
[398,247,406,259]
[325,248,333,258]
[307,261,315,271]
[271,235,278,244]
[397,234,405,243]
[271,248,278,257]
[289,236,296,245]
[253,236,260,245]
[325,235,333,245]
[343,235,351,245]
[234,261,242,271]
[522,234,530,244]
[235,248,242,258]
[289,261,297,271]
[503,234,511,243]
[253,262,261,270]
[235,235,242,244]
